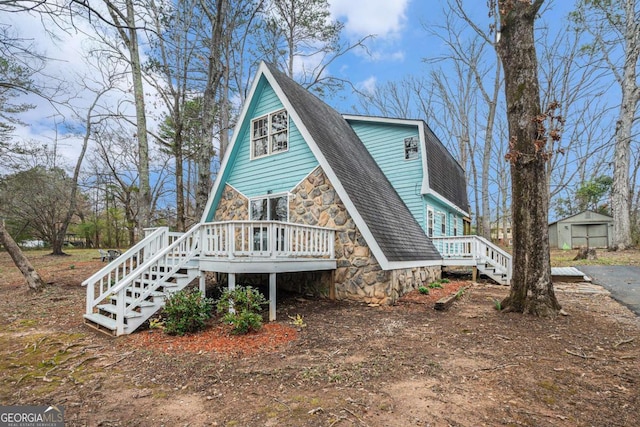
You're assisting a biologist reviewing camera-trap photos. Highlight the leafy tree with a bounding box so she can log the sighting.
[493,0,561,316]
[555,176,613,217]
[0,167,82,254]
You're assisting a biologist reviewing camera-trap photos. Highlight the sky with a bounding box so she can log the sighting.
[4,0,616,222]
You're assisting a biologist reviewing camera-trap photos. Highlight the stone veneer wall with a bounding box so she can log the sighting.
[289,167,441,304]
[214,185,249,221]
[211,174,441,304]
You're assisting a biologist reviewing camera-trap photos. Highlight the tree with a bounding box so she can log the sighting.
[572,0,640,250]
[555,175,613,217]
[194,0,227,220]
[0,166,81,252]
[0,220,45,291]
[494,0,561,316]
[256,0,370,96]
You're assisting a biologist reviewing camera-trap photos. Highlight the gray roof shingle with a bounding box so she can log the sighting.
[265,63,441,262]
[423,123,469,213]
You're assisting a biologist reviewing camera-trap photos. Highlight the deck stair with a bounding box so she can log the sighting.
[432,235,512,285]
[83,225,200,336]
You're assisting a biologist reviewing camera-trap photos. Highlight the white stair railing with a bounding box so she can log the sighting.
[432,235,512,284]
[83,227,170,315]
[83,224,200,335]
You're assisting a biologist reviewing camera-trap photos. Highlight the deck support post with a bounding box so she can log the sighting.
[472,266,478,282]
[199,271,206,296]
[329,270,336,300]
[229,273,236,314]
[269,272,276,321]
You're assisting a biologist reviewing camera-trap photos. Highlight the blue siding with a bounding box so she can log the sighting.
[348,121,425,228]
[205,77,319,221]
[425,195,462,237]
[348,119,463,237]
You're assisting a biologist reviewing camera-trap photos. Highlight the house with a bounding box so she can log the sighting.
[83,62,512,336]
[491,221,512,246]
[549,210,613,249]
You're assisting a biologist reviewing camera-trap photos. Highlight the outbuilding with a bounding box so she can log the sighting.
[549,210,614,249]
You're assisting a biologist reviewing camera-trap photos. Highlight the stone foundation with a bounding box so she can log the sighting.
[290,167,442,305]
[211,169,443,305]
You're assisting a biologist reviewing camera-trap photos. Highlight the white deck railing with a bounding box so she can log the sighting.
[83,221,335,333]
[200,221,335,259]
[431,235,512,282]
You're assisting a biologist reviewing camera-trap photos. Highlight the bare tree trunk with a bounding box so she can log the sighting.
[480,60,501,239]
[195,0,227,220]
[0,221,45,291]
[106,0,151,231]
[611,0,639,250]
[495,0,561,317]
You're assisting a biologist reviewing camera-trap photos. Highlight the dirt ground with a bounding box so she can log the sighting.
[1,250,639,426]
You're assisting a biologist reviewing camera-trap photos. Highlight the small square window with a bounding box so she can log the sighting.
[404,136,419,160]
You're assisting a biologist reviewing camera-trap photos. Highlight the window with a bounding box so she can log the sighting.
[427,208,434,237]
[452,214,458,236]
[250,194,288,252]
[440,212,447,235]
[251,109,288,158]
[250,194,288,221]
[404,136,419,160]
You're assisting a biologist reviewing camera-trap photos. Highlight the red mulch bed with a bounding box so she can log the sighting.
[126,281,468,356]
[397,280,468,305]
[127,323,299,356]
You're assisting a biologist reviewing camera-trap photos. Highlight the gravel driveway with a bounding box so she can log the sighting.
[576,265,640,316]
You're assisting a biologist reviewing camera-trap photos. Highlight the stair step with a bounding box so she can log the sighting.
[97,304,144,318]
[84,312,118,334]
[126,289,165,298]
[109,296,156,308]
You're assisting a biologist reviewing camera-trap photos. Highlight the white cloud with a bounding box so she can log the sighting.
[329,0,409,38]
[358,76,377,95]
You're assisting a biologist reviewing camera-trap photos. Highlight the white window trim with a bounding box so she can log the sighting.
[452,213,458,236]
[427,207,434,237]
[249,192,290,222]
[404,136,419,161]
[250,108,289,160]
[438,212,447,235]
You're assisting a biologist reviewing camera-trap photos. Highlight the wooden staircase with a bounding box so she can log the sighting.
[432,235,512,286]
[83,226,200,336]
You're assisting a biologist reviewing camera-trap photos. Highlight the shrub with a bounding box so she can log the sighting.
[163,288,213,336]
[418,286,429,295]
[428,281,443,289]
[216,286,267,334]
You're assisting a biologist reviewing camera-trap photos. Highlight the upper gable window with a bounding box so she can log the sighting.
[404,136,419,160]
[251,109,289,159]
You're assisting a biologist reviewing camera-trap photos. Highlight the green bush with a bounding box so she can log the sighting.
[163,288,213,336]
[216,286,267,334]
[418,286,429,295]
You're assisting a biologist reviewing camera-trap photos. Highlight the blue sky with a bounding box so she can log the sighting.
[327,0,576,113]
[8,0,577,156]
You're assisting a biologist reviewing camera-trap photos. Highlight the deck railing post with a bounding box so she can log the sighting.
[228,223,235,259]
[116,289,125,335]
[86,283,94,315]
[270,222,276,259]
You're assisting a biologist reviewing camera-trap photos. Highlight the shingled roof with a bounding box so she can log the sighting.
[264,63,441,265]
[423,123,469,214]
